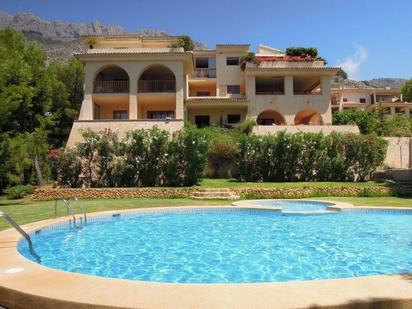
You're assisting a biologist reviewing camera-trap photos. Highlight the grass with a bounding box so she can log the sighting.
[197,178,387,189]
[1,194,411,231]
[0,197,228,231]
[312,196,412,207]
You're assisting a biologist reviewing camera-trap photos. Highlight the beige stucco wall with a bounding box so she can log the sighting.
[340,91,372,104]
[189,85,217,97]
[79,60,186,121]
[246,75,332,125]
[383,137,412,169]
[216,51,246,96]
[66,120,184,148]
[253,125,360,136]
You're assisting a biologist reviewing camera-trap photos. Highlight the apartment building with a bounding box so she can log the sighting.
[331,87,412,115]
[67,35,341,146]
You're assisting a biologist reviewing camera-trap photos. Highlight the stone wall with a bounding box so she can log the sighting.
[33,186,391,201]
[33,187,191,200]
[253,125,360,135]
[67,119,184,147]
[383,137,412,169]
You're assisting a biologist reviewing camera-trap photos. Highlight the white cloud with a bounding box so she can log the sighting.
[337,44,368,79]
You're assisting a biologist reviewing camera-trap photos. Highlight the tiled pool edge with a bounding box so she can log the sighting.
[1,204,412,309]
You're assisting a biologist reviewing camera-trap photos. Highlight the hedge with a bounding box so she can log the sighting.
[49,125,209,188]
[237,132,388,182]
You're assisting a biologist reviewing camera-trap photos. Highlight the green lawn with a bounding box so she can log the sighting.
[197,178,387,189]
[1,194,411,232]
[0,197,228,231]
[312,196,412,207]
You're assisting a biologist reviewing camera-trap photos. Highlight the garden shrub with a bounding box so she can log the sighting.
[48,148,83,188]
[237,132,388,182]
[4,184,33,199]
[54,126,209,188]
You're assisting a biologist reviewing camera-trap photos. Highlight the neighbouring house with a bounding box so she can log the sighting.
[67,35,351,147]
[331,87,412,115]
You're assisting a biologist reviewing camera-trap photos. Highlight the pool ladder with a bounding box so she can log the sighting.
[54,197,87,228]
[0,211,41,263]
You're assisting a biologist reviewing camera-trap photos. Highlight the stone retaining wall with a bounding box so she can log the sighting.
[233,187,391,198]
[33,186,391,201]
[253,125,360,136]
[383,137,412,169]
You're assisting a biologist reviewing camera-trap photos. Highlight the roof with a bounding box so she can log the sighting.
[256,56,318,62]
[74,47,185,56]
[216,44,250,47]
[82,34,179,40]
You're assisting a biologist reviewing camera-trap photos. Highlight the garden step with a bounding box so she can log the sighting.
[190,188,239,200]
[196,188,232,192]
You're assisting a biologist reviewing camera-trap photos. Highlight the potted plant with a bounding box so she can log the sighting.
[240,52,256,70]
[85,37,97,49]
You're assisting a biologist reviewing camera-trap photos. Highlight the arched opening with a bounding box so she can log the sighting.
[256,109,286,125]
[93,66,129,93]
[138,65,176,92]
[294,109,323,125]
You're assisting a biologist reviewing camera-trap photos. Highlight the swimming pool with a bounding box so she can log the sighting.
[252,200,335,212]
[18,206,412,284]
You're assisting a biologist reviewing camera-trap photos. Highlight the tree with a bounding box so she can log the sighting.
[48,57,84,147]
[332,109,377,134]
[170,36,194,51]
[0,28,52,189]
[336,69,348,80]
[401,78,412,102]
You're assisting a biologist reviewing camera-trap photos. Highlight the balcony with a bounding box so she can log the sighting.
[138,80,176,93]
[93,80,129,93]
[192,68,216,78]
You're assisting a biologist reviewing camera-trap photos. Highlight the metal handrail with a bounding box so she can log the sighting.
[54,199,76,225]
[67,198,87,223]
[0,211,41,263]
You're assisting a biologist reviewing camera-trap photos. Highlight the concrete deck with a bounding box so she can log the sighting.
[1,203,412,309]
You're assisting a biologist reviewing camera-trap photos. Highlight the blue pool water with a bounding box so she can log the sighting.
[19,208,412,283]
[253,200,334,212]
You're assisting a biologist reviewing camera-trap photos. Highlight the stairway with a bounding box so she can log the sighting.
[190,188,240,200]
[389,180,412,197]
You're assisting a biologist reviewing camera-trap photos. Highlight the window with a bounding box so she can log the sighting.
[343,98,348,102]
[195,57,209,68]
[147,111,175,119]
[359,98,366,103]
[113,110,128,119]
[227,114,241,124]
[227,85,240,94]
[196,91,210,96]
[226,57,239,66]
[195,115,210,128]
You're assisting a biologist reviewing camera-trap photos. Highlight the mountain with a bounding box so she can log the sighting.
[332,77,407,89]
[0,11,207,60]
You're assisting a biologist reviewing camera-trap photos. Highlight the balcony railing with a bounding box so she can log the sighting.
[93,80,129,93]
[192,68,216,78]
[138,80,176,93]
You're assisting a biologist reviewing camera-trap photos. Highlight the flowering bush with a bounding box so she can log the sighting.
[53,126,209,188]
[237,132,388,182]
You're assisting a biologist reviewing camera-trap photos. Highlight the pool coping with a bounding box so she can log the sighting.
[0,202,412,309]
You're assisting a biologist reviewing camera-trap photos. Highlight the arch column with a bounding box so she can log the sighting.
[78,63,94,120]
[128,71,138,119]
[173,65,184,120]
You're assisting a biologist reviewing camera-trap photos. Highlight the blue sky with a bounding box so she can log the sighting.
[1,0,411,80]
